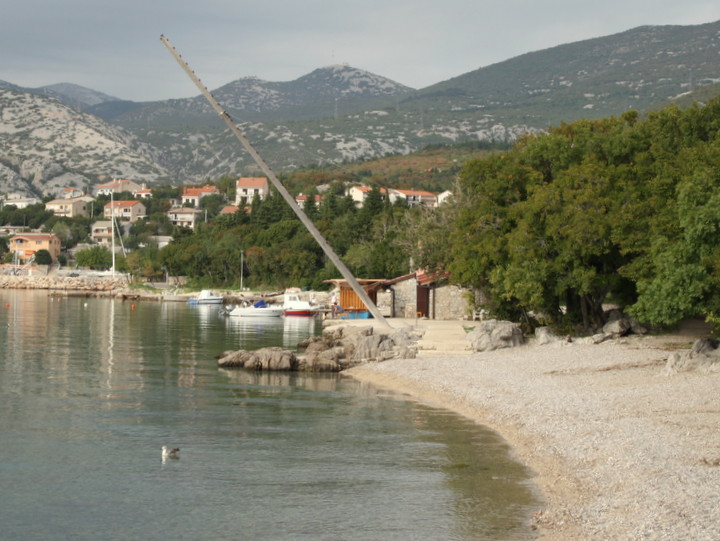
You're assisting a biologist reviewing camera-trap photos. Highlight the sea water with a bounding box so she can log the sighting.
[0,290,539,540]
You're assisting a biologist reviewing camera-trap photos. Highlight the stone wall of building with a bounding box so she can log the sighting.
[429,284,471,320]
[389,277,418,318]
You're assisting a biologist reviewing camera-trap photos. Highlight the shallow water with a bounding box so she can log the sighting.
[0,290,539,540]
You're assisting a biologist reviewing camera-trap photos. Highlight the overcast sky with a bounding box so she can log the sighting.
[3,0,720,102]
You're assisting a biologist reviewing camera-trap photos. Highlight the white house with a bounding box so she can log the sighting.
[181,185,220,207]
[104,200,146,222]
[94,179,144,196]
[388,188,438,208]
[167,207,203,230]
[346,185,387,208]
[235,177,269,204]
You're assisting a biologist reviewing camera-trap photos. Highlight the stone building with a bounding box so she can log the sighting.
[381,271,472,320]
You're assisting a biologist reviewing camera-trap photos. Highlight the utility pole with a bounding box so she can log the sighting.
[160,35,390,327]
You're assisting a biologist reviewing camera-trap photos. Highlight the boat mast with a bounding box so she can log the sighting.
[159,35,390,327]
[110,189,116,276]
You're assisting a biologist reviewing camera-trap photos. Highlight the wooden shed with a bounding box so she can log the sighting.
[324,279,385,318]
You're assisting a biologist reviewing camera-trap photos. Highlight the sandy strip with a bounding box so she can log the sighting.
[344,334,720,540]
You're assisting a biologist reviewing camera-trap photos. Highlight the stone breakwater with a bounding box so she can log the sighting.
[0,275,127,294]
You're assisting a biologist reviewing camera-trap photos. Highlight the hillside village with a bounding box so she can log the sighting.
[0,176,451,270]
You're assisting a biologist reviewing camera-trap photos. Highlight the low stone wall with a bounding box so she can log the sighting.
[0,275,126,293]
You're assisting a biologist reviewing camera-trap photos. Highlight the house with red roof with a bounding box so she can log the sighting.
[181,185,220,207]
[8,233,61,263]
[133,187,153,199]
[346,185,387,207]
[295,193,323,207]
[235,177,269,204]
[388,188,438,208]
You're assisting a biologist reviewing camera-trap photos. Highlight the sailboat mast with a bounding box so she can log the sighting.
[110,189,116,277]
[159,35,390,327]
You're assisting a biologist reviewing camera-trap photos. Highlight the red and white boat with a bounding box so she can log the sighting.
[282,289,321,317]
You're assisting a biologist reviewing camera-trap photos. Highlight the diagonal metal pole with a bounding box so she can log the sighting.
[160,35,390,327]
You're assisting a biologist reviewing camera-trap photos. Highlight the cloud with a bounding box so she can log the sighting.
[2,0,719,101]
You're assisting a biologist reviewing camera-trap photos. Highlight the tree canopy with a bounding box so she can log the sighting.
[442,98,720,331]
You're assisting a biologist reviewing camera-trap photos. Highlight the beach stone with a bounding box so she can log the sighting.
[466,319,525,352]
[534,326,573,345]
[602,309,647,336]
[663,338,720,375]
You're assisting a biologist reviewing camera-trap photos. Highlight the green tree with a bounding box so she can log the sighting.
[34,249,53,265]
[75,246,113,270]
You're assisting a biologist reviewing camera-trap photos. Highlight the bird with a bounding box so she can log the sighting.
[161,446,180,461]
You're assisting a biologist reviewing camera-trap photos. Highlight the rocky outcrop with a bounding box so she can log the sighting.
[217,323,420,372]
[217,347,298,371]
[465,319,525,352]
[663,338,720,375]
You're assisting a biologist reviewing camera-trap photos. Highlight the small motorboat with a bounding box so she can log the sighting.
[225,299,284,318]
[282,289,321,317]
[187,289,224,304]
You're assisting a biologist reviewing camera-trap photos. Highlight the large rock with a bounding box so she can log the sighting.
[663,338,720,375]
[602,309,648,336]
[466,319,525,352]
[217,347,298,371]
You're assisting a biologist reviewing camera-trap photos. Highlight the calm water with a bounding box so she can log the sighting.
[0,290,539,540]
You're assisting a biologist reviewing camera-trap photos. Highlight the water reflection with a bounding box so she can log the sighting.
[0,291,539,540]
[222,314,320,350]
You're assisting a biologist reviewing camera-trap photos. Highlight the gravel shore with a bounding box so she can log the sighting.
[345,330,720,540]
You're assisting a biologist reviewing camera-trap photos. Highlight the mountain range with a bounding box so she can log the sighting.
[2,20,720,198]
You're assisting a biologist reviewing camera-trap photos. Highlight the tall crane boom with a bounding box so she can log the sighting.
[159,35,390,327]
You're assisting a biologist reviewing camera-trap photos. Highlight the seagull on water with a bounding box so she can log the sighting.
[162,446,180,461]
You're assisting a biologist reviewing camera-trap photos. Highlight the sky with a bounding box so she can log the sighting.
[3,0,720,102]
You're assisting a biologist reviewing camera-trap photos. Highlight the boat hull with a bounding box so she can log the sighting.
[226,307,284,318]
[283,309,319,317]
[188,290,224,304]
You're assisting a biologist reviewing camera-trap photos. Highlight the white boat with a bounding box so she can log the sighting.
[282,289,321,317]
[187,289,224,304]
[225,299,284,318]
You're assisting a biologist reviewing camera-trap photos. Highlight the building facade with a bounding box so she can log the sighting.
[94,179,144,196]
[103,201,146,222]
[235,177,269,204]
[167,208,202,229]
[181,185,220,207]
[9,233,62,263]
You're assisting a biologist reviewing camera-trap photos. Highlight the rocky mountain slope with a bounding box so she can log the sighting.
[2,21,720,196]
[408,21,720,125]
[0,89,170,197]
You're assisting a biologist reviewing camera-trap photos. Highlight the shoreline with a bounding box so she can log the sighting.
[345,331,720,539]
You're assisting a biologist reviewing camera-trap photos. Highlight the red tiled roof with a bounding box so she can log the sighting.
[236,177,268,188]
[182,185,218,197]
[106,200,142,208]
[10,233,58,241]
[392,189,436,197]
[353,186,387,194]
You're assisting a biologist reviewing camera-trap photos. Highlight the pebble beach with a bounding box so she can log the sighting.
[345,328,720,540]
